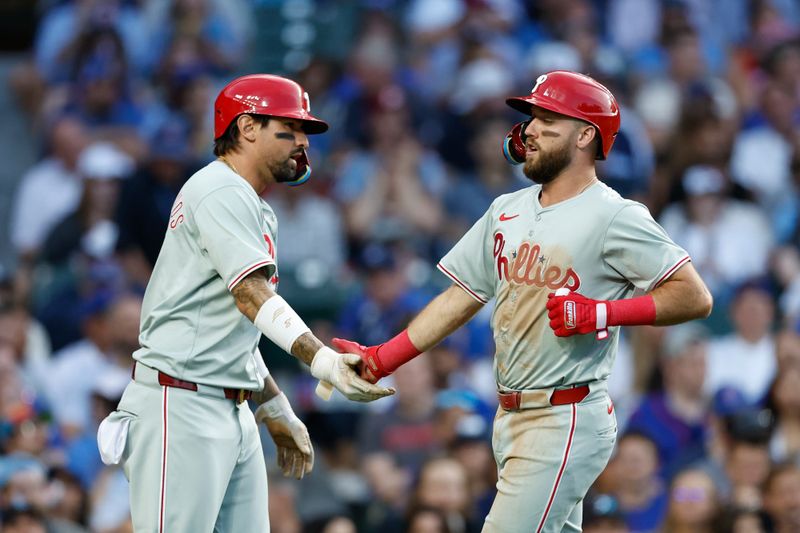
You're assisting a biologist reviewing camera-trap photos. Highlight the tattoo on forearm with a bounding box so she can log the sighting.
[231,270,272,321]
[291,332,323,366]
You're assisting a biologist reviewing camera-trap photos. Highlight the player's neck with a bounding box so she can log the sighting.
[539,166,598,207]
[219,152,271,195]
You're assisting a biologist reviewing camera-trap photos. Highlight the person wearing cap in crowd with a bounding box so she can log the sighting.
[625,323,712,479]
[99,74,392,532]
[582,493,629,533]
[40,142,135,268]
[336,243,429,348]
[115,120,198,286]
[659,165,773,299]
[699,399,774,510]
[9,116,90,263]
[46,291,140,440]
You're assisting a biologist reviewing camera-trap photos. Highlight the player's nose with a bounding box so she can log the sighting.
[296,130,309,149]
[524,120,539,139]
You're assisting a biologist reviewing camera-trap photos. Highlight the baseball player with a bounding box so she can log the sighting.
[97,74,394,532]
[333,71,713,532]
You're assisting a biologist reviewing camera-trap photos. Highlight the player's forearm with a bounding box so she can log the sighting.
[233,270,322,365]
[650,263,713,326]
[290,333,324,366]
[407,284,484,351]
[232,269,274,320]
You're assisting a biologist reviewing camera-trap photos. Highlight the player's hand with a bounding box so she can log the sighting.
[546,290,609,339]
[254,392,313,479]
[331,338,390,384]
[310,347,395,402]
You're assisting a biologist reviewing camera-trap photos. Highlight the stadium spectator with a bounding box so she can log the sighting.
[661,468,720,533]
[40,142,134,269]
[9,116,90,263]
[659,166,773,299]
[625,323,711,479]
[582,492,629,533]
[606,432,668,532]
[762,462,800,533]
[704,282,777,402]
[114,121,195,285]
[409,457,478,533]
[358,357,440,473]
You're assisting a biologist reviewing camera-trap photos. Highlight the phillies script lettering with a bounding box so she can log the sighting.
[169,193,184,230]
[493,232,580,290]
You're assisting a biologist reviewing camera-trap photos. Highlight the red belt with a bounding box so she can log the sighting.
[498,385,590,411]
[133,362,253,404]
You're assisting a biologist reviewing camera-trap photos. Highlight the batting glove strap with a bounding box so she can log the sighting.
[605,295,657,327]
[373,329,422,376]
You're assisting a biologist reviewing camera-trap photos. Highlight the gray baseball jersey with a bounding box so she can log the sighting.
[438,181,689,391]
[439,181,689,532]
[134,160,278,390]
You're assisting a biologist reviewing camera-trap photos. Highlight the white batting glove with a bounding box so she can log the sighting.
[254,393,313,479]
[310,347,395,402]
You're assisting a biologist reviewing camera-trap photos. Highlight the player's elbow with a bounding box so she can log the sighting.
[694,286,713,319]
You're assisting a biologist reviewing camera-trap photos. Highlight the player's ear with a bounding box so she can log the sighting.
[575,123,597,153]
[237,114,259,143]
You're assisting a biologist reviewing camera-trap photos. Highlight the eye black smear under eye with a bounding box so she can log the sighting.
[274,132,295,140]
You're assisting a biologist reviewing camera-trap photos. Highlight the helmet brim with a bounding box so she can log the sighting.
[301,118,329,135]
[506,96,535,116]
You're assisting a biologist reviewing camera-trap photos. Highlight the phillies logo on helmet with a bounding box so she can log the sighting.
[531,74,548,94]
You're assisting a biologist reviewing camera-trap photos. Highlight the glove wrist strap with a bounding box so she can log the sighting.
[375,329,422,374]
[606,295,656,327]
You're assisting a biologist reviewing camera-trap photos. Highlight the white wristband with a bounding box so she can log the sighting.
[596,302,608,330]
[254,295,311,354]
[259,391,292,419]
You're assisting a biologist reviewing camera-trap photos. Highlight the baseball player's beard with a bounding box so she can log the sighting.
[271,158,297,183]
[523,142,573,185]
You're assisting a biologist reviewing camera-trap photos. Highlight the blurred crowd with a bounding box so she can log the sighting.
[2,0,800,532]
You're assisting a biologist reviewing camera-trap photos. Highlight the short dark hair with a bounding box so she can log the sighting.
[213,114,271,157]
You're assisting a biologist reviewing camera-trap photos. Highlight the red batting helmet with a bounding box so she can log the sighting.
[505,71,620,160]
[213,74,328,139]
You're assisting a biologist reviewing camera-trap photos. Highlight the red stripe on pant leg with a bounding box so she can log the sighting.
[535,404,577,533]
[159,387,169,533]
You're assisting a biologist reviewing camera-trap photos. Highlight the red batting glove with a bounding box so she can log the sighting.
[332,330,423,383]
[546,292,604,337]
[331,338,388,384]
[546,291,657,338]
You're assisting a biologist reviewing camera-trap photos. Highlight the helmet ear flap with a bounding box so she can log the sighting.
[502,121,529,165]
[287,149,312,186]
